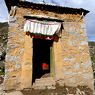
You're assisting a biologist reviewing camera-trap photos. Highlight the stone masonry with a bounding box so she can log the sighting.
[3,3,94,92]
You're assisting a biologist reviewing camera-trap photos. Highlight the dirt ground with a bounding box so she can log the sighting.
[0,75,93,95]
[22,84,93,95]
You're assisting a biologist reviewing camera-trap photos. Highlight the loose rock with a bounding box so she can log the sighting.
[3,91,23,95]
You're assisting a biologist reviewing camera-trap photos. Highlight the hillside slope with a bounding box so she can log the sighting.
[88,42,95,78]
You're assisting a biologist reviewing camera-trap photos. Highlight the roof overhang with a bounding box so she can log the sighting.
[17,1,89,16]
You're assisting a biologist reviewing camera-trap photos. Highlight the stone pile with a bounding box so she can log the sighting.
[0,84,23,95]
[32,77,56,90]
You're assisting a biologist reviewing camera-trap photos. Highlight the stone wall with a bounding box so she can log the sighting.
[4,7,94,91]
[60,21,94,89]
[4,10,25,90]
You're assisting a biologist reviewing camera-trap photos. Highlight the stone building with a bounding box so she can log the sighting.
[4,1,94,91]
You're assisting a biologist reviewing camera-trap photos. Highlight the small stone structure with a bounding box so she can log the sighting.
[4,1,94,92]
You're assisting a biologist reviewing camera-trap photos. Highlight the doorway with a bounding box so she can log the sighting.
[32,38,53,83]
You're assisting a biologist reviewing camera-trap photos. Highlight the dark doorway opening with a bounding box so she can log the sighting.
[32,38,53,83]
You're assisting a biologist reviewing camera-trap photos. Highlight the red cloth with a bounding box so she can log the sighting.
[32,34,53,40]
[42,63,49,70]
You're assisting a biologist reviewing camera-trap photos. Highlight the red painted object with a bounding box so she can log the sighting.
[32,34,54,40]
[42,63,49,70]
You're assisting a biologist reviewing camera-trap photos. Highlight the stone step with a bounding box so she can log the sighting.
[34,80,55,84]
[35,80,55,84]
[34,81,55,85]
[32,85,56,90]
[32,77,56,90]
[33,82,55,87]
[35,77,55,82]
[36,77,55,81]
[33,81,55,86]
[32,84,56,90]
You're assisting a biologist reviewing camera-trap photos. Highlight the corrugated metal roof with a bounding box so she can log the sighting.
[17,1,89,16]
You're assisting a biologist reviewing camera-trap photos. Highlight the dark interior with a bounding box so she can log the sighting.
[32,38,53,83]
